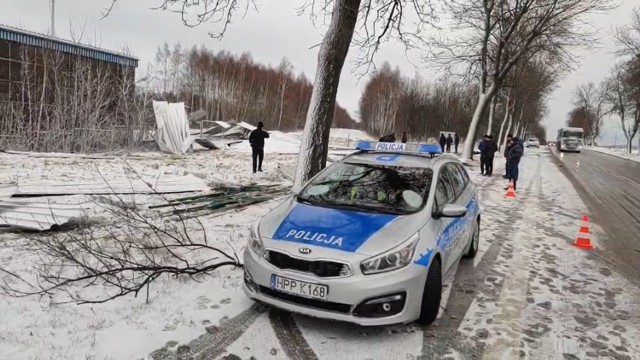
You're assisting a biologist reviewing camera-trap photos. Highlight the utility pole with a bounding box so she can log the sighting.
[49,0,56,37]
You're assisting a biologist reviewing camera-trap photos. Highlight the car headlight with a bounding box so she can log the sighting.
[249,221,264,255]
[360,233,420,275]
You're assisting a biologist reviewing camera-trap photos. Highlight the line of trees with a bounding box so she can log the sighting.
[145,42,359,131]
[358,60,551,146]
[569,7,640,153]
[358,62,477,140]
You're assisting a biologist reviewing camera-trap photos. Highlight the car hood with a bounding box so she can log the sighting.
[258,197,424,256]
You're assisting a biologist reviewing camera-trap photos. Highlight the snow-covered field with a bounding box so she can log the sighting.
[587,146,640,163]
[0,128,373,360]
[1,133,639,360]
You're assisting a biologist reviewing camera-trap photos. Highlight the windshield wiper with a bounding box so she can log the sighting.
[297,196,406,215]
[328,202,406,215]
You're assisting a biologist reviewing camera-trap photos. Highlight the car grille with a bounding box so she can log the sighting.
[259,286,352,314]
[265,250,350,278]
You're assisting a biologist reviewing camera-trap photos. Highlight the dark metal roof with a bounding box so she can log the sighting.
[0,24,138,68]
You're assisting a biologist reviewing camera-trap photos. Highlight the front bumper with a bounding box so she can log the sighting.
[242,248,427,326]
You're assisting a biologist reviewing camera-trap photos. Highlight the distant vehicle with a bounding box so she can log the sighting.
[243,141,481,326]
[556,127,584,153]
[526,137,540,148]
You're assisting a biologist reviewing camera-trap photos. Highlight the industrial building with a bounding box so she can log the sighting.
[0,24,140,152]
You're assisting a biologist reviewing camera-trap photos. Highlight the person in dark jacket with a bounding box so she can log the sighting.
[249,121,270,173]
[401,132,407,143]
[484,135,499,176]
[439,133,447,153]
[503,134,514,179]
[446,134,453,153]
[478,135,489,175]
[506,137,524,190]
[378,133,396,142]
[454,133,460,153]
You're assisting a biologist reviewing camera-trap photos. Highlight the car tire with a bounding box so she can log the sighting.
[417,257,442,326]
[464,218,480,259]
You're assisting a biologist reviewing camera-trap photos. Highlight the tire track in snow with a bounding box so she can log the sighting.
[149,303,266,360]
[269,310,318,360]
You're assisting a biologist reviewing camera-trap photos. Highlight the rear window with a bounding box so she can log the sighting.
[297,162,433,215]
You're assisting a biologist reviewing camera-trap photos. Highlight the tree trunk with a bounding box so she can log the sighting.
[487,94,497,136]
[461,85,496,161]
[497,93,511,151]
[292,0,361,191]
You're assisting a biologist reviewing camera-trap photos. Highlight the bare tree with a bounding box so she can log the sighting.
[429,0,614,161]
[606,60,640,153]
[613,6,640,154]
[573,81,610,145]
[614,7,640,57]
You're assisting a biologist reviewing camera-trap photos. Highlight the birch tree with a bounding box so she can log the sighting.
[430,0,614,161]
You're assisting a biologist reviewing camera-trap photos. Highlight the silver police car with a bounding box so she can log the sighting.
[243,141,481,326]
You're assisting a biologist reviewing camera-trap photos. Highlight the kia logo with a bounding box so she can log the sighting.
[299,247,312,255]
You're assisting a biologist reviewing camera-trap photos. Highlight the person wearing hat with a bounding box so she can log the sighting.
[248,121,270,173]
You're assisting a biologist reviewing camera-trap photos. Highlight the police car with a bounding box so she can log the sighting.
[243,141,481,326]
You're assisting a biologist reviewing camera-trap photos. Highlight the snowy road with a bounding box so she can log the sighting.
[552,148,640,286]
[151,148,640,360]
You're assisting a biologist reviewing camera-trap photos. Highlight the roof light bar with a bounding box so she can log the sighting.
[355,141,442,156]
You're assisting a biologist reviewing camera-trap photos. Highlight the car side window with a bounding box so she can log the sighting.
[457,164,471,186]
[433,167,455,213]
[447,164,468,198]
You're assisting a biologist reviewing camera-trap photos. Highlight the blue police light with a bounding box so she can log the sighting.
[417,144,442,154]
[355,141,442,156]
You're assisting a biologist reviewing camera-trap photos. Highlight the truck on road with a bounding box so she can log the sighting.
[556,127,584,153]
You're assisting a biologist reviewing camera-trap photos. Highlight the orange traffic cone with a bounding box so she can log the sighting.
[505,180,516,198]
[573,215,594,249]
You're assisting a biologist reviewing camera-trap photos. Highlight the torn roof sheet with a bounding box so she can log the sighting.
[13,174,208,197]
[0,200,91,231]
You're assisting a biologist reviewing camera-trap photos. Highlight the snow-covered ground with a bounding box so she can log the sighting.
[0,128,372,360]
[1,137,638,359]
[587,146,640,163]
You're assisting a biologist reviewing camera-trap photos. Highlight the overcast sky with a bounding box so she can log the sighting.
[2,0,637,144]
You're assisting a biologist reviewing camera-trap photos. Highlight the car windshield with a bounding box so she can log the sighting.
[529,138,538,142]
[562,131,583,138]
[297,162,433,215]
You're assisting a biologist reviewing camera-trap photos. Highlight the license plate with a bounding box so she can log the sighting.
[270,274,329,301]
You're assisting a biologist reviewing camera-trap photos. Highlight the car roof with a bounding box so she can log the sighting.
[342,151,460,169]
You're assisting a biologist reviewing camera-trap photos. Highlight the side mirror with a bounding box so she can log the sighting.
[438,204,467,218]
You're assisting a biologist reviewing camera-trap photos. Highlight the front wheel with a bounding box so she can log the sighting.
[417,257,442,326]
[464,218,480,259]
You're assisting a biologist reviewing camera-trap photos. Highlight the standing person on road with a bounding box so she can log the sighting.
[249,121,270,173]
[484,135,499,176]
[401,132,407,143]
[454,133,460,153]
[439,133,447,153]
[506,137,524,190]
[503,134,514,179]
[478,135,489,175]
[446,134,453,153]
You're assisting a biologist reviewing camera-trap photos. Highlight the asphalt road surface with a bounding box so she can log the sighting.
[552,148,640,286]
